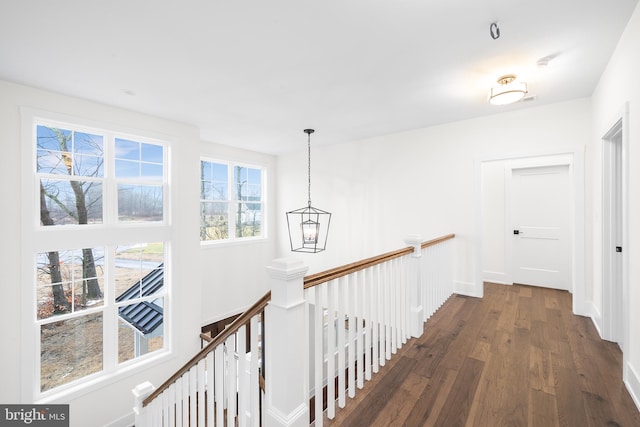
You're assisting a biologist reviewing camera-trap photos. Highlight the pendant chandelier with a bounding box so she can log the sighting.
[286,129,332,253]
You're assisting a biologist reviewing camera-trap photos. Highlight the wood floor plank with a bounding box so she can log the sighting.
[433,357,484,427]
[529,345,555,395]
[395,367,457,427]
[528,388,560,427]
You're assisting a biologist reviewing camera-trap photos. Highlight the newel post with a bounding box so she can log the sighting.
[405,234,424,338]
[132,381,155,427]
[264,258,309,427]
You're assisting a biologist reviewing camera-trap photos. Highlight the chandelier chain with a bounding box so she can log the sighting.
[307,131,312,207]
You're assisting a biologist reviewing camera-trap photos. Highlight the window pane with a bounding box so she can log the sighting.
[37,149,69,174]
[36,248,105,320]
[40,179,103,225]
[37,126,70,151]
[73,132,104,178]
[234,167,262,200]
[201,161,228,200]
[73,132,103,156]
[200,180,227,201]
[40,312,103,392]
[236,202,261,238]
[115,138,140,160]
[74,153,104,177]
[212,162,228,181]
[118,184,163,222]
[200,161,212,180]
[234,166,246,200]
[115,159,139,178]
[141,143,163,163]
[118,298,164,364]
[141,163,163,181]
[200,201,228,240]
[115,243,165,300]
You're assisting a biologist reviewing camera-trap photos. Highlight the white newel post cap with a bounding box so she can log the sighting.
[266,258,308,308]
[405,234,423,257]
[132,381,155,415]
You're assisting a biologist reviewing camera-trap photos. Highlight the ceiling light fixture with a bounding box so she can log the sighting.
[286,129,332,253]
[488,74,528,105]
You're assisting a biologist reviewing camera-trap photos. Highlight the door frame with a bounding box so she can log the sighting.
[601,104,629,350]
[505,157,573,291]
[476,149,585,315]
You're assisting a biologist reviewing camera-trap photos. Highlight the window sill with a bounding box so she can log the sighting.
[35,350,174,404]
[200,236,269,249]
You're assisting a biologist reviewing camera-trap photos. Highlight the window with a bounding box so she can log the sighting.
[29,118,169,399]
[200,159,265,242]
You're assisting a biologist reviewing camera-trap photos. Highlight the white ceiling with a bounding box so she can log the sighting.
[1,0,637,154]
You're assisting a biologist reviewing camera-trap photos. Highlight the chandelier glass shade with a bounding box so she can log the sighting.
[489,74,528,105]
[286,129,332,253]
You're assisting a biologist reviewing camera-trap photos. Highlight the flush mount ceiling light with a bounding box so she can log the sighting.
[488,74,528,105]
[286,129,332,253]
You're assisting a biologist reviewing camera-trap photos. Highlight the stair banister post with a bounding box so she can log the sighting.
[264,258,310,427]
[132,381,155,427]
[405,234,424,338]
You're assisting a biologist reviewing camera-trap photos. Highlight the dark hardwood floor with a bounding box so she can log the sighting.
[322,282,640,427]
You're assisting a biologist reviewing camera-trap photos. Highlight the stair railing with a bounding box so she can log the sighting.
[304,234,455,425]
[133,233,455,426]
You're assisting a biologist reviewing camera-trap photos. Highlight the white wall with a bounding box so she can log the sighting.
[277,98,591,298]
[199,141,278,325]
[0,80,203,427]
[591,1,640,407]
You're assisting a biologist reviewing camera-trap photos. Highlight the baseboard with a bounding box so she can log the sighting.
[625,362,640,412]
[585,301,603,339]
[571,296,592,319]
[482,270,510,285]
[104,412,134,427]
[454,280,482,298]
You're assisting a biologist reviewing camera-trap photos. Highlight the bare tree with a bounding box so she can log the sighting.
[39,183,70,313]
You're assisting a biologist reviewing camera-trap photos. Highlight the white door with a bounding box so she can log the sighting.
[602,122,624,347]
[510,164,571,290]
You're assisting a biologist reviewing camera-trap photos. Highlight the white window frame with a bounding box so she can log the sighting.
[21,108,173,403]
[200,157,267,245]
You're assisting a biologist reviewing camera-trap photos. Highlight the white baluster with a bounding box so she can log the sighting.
[313,284,324,426]
[215,345,224,426]
[347,273,356,399]
[358,270,364,380]
[364,267,372,381]
[326,279,336,419]
[337,276,346,408]
[237,325,248,426]
[226,335,237,427]
[206,351,214,426]
[373,264,382,370]
[249,315,260,427]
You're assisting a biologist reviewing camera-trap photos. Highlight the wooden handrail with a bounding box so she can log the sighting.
[143,291,272,407]
[421,233,456,250]
[142,233,454,407]
[304,233,455,289]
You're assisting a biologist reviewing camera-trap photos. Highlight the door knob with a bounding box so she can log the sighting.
[513,230,520,235]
